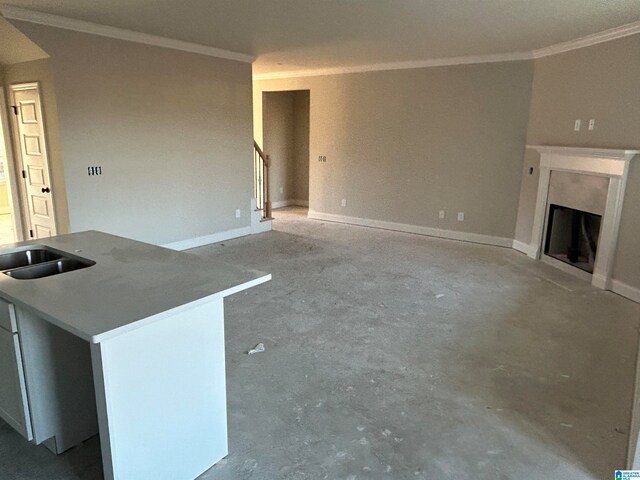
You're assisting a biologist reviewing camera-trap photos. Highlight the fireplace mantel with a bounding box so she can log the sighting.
[524,145,639,290]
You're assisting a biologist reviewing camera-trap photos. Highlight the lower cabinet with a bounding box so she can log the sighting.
[16,305,99,453]
[0,298,98,453]
[0,325,32,440]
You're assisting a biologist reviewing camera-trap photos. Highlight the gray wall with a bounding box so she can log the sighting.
[255,62,534,239]
[291,91,310,202]
[10,21,254,246]
[514,34,640,289]
[262,90,309,205]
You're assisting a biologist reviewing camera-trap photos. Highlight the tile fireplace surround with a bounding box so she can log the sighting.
[517,146,639,294]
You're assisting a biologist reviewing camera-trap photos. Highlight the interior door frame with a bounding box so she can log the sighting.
[8,81,56,240]
[0,85,25,242]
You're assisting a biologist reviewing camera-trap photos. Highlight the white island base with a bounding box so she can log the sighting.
[0,231,270,480]
[92,298,228,480]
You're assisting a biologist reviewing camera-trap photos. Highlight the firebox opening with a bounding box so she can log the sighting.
[544,204,602,274]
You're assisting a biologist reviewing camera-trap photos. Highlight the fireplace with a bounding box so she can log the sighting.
[544,204,602,274]
[518,146,638,291]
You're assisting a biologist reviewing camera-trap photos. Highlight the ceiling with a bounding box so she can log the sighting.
[2,0,639,74]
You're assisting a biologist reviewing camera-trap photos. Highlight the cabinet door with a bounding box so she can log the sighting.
[0,327,33,440]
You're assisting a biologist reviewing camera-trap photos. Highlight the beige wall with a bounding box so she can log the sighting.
[255,62,534,239]
[10,21,254,246]
[514,34,640,289]
[291,90,310,202]
[2,58,70,235]
[262,90,309,205]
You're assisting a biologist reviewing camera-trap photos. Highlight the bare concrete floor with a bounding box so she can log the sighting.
[1,206,639,479]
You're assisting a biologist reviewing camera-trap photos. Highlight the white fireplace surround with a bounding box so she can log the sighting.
[522,145,639,291]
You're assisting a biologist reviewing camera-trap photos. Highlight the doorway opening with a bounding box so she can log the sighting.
[262,90,310,218]
[8,82,57,240]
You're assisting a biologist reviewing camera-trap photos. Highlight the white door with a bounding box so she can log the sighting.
[10,83,56,239]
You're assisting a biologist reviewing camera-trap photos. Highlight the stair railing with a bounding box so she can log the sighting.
[253,141,272,219]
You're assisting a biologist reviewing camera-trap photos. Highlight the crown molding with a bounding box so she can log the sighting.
[0,5,255,63]
[532,20,640,58]
[254,20,640,80]
[253,51,533,80]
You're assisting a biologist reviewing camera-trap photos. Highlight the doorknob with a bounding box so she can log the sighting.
[41,187,50,193]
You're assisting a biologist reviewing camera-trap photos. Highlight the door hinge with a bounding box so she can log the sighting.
[29,229,34,238]
[21,170,26,179]
[11,105,18,115]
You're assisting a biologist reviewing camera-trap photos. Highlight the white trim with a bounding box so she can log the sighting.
[272,199,309,209]
[531,20,640,59]
[253,52,533,80]
[162,226,252,251]
[611,280,640,304]
[308,210,512,248]
[512,240,538,257]
[253,20,640,80]
[0,85,24,242]
[528,146,640,160]
[525,145,638,292]
[0,5,255,63]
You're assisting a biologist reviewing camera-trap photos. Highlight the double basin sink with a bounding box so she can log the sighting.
[0,246,95,280]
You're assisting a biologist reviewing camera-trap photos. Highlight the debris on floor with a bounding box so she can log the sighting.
[436,294,445,299]
[248,343,265,355]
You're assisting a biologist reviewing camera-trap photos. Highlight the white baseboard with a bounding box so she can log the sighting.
[512,240,539,258]
[272,199,309,209]
[611,280,640,304]
[163,226,252,251]
[308,210,512,248]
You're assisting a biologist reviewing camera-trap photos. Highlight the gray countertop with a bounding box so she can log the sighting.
[0,231,271,343]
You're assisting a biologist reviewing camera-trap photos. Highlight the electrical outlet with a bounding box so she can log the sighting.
[235,209,241,218]
[588,119,595,131]
[574,119,581,131]
[341,199,347,207]
[439,210,445,219]
[318,155,327,162]
[87,166,103,176]
[457,212,464,222]
[279,187,284,194]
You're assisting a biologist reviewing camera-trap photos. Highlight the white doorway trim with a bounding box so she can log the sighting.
[527,145,639,290]
[0,85,25,242]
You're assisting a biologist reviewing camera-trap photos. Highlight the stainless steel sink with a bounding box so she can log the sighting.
[5,258,94,280]
[0,248,62,270]
[0,245,95,280]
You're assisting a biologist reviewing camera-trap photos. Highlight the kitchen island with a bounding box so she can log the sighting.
[0,231,270,480]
